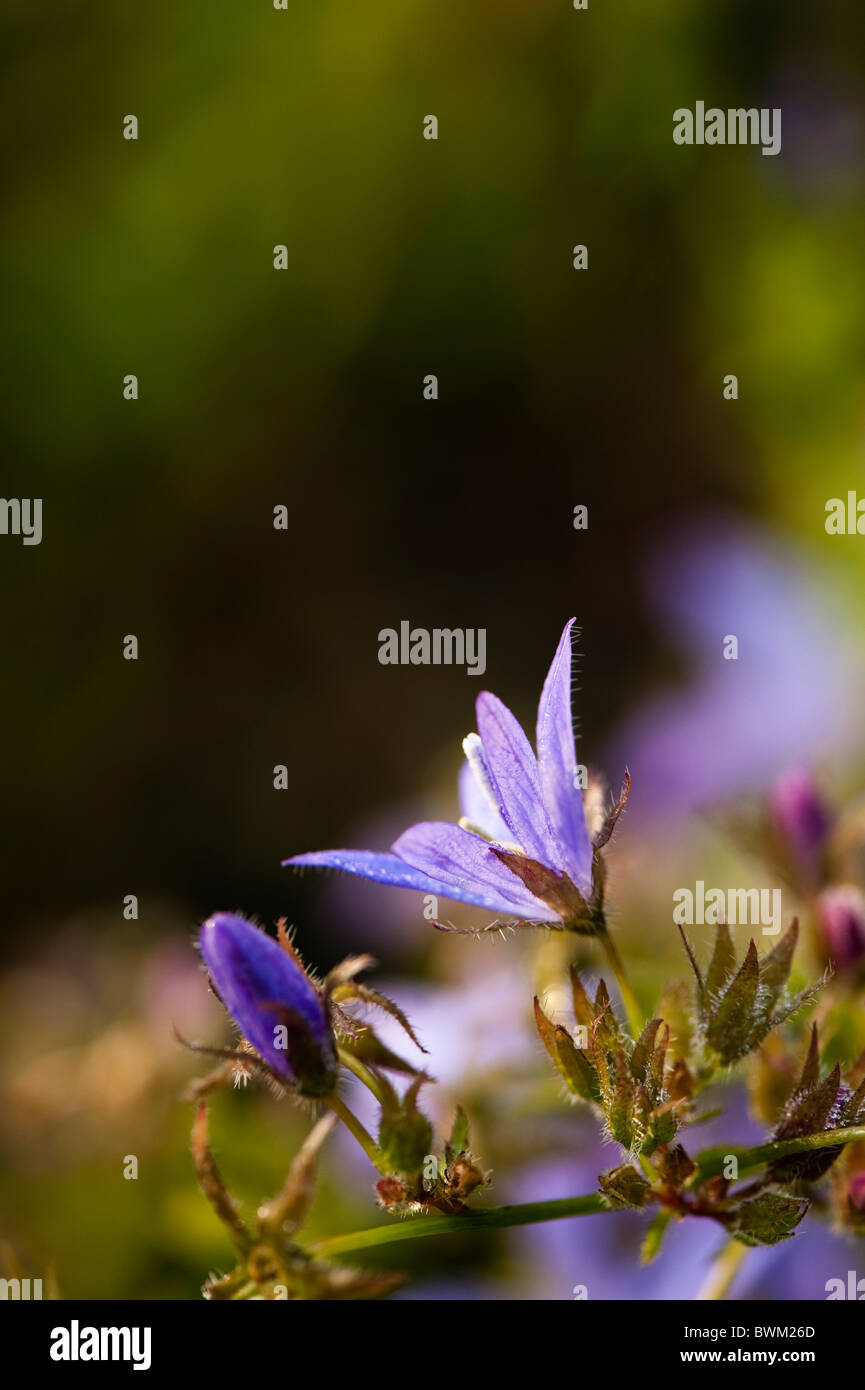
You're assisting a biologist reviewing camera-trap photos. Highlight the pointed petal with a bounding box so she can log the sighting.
[475,690,563,868]
[392,821,554,921]
[535,618,592,892]
[458,757,511,842]
[285,845,547,919]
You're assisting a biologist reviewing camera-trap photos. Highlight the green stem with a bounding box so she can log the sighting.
[327,1095,389,1176]
[597,928,643,1036]
[697,1237,748,1301]
[310,1192,607,1258]
[695,1125,865,1183]
[337,1047,387,1105]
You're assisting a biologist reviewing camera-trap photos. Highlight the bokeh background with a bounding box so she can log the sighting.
[2,0,865,1299]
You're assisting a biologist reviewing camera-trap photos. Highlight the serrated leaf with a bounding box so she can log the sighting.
[705,922,737,997]
[569,966,595,1031]
[649,1023,670,1105]
[763,975,826,1039]
[534,998,600,1102]
[599,1162,651,1209]
[840,1075,865,1126]
[798,1024,821,1092]
[610,1050,635,1146]
[776,1064,841,1141]
[677,925,705,1017]
[593,772,631,849]
[331,981,428,1053]
[731,1191,809,1247]
[758,919,799,1013]
[593,979,619,1050]
[706,940,759,1060]
[589,1012,613,1105]
[631,1020,661,1085]
[338,1029,426,1078]
[654,1142,696,1188]
[643,1099,681,1155]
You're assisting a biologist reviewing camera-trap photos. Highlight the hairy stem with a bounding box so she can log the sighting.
[695,1125,865,1182]
[327,1094,389,1176]
[336,1047,387,1105]
[310,1192,608,1258]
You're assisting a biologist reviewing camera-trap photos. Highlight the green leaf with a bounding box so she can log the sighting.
[631,1020,661,1085]
[593,979,619,1050]
[533,998,600,1102]
[677,925,705,1017]
[610,1050,635,1146]
[648,1023,669,1105]
[641,1209,673,1264]
[654,1142,696,1188]
[706,940,759,1061]
[448,1105,470,1158]
[569,966,596,1031]
[775,1064,841,1141]
[757,920,798,1013]
[705,922,737,998]
[599,1163,652,1209]
[378,1075,433,1177]
[730,1192,809,1247]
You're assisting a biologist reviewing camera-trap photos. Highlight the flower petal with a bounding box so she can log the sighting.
[284,845,546,918]
[458,755,512,842]
[393,820,555,921]
[535,618,593,894]
[475,690,563,868]
[198,913,335,1093]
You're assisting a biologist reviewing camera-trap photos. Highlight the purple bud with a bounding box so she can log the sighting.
[817,886,865,971]
[769,768,830,867]
[198,913,337,1098]
[849,1171,865,1214]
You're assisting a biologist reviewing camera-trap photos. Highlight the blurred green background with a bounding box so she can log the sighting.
[2,0,865,1298]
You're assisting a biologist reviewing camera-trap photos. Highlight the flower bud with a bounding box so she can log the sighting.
[769,768,829,871]
[817,885,865,971]
[198,913,337,1098]
[849,1171,865,1215]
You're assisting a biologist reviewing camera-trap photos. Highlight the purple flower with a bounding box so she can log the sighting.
[198,913,337,1098]
[769,767,830,868]
[607,520,865,825]
[849,1171,865,1215]
[816,886,865,972]
[285,620,613,930]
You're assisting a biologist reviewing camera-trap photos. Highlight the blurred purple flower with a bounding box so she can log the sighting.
[849,1171,865,1214]
[608,520,864,824]
[816,885,865,971]
[285,619,597,927]
[769,767,831,869]
[198,913,336,1097]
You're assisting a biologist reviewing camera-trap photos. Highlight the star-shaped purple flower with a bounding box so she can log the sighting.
[285,620,626,931]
